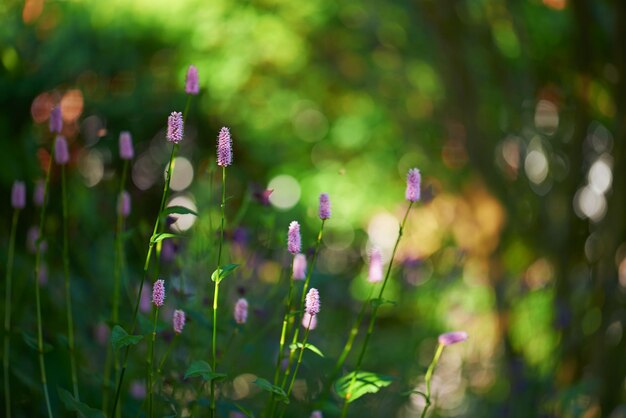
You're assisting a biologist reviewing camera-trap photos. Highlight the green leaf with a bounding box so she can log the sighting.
[150,233,181,244]
[22,332,53,353]
[58,388,106,418]
[289,342,325,358]
[334,371,394,403]
[184,360,227,382]
[370,298,397,308]
[233,403,255,417]
[211,263,240,284]
[110,325,143,351]
[253,378,289,404]
[161,206,198,217]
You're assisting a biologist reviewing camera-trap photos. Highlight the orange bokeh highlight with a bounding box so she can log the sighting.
[23,0,44,23]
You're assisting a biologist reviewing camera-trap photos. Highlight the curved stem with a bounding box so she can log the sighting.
[419,343,444,418]
[34,156,54,418]
[4,208,20,418]
[340,202,414,418]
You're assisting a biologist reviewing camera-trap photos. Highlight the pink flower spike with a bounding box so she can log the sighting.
[292,253,307,280]
[54,135,69,165]
[319,193,331,220]
[152,279,165,307]
[119,131,134,160]
[234,298,248,324]
[49,106,62,133]
[11,181,25,209]
[217,127,232,167]
[173,309,186,334]
[310,411,323,418]
[405,168,421,202]
[287,221,301,254]
[438,331,468,346]
[185,65,199,95]
[33,179,45,207]
[117,191,131,218]
[368,247,383,283]
[167,112,184,144]
[305,288,320,316]
[301,312,317,330]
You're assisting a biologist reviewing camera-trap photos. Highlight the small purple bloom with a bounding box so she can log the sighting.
[33,179,45,207]
[301,312,317,330]
[319,193,331,220]
[119,131,134,160]
[94,322,110,346]
[49,106,62,133]
[438,331,468,346]
[152,279,165,307]
[117,191,131,218]
[11,181,25,209]
[292,253,307,280]
[129,380,146,400]
[167,112,184,144]
[305,288,320,316]
[287,221,301,254]
[27,226,47,254]
[405,168,421,202]
[310,410,323,418]
[185,65,199,95]
[173,309,186,334]
[161,239,176,263]
[217,127,232,167]
[234,298,248,324]
[54,135,69,165]
[139,285,151,313]
[368,247,383,284]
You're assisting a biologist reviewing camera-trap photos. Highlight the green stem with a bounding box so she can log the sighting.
[278,315,313,418]
[157,334,178,375]
[211,166,227,418]
[62,165,80,401]
[148,307,159,418]
[34,156,54,418]
[4,208,20,418]
[340,202,414,418]
[111,144,178,417]
[419,343,444,418]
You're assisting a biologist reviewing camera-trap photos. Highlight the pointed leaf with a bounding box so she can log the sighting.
[253,378,289,404]
[58,388,106,418]
[162,206,198,217]
[289,342,325,358]
[110,325,143,351]
[184,360,227,381]
[334,371,394,403]
[22,332,53,353]
[150,233,181,244]
[211,263,240,283]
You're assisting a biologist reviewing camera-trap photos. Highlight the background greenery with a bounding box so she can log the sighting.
[1,0,625,417]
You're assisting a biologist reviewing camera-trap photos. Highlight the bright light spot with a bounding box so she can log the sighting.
[323,218,355,251]
[268,175,301,210]
[619,257,626,288]
[61,89,84,123]
[166,157,194,192]
[78,149,104,187]
[367,212,399,261]
[534,100,559,134]
[31,92,53,123]
[132,153,159,191]
[293,108,328,142]
[574,185,607,222]
[502,136,520,170]
[525,150,549,184]
[167,195,197,232]
[588,155,612,194]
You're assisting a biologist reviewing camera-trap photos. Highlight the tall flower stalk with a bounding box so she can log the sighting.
[111,112,183,417]
[4,181,25,417]
[211,126,233,418]
[339,169,420,418]
[148,279,165,417]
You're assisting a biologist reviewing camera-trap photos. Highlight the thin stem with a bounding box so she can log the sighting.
[34,156,54,418]
[157,334,179,374]
[111,144,178,417]
[340,202,414,418]
[278,315,313,418]
[62,164,80,401]
[4,208,20,418]
[420,343,444,418]
[147,307,159,418]
[210,165,227,418]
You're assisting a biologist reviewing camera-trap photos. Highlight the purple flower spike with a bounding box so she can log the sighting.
[368,247,383,283]
[11,181,26,209]
[405,168,421,202]
[287,221,301,254]
[319,193,331,220]
[292,253,307,280]
[217,127,232,167]
[185,65,199,95]
[438,331,468,346]
[302,312,317,330]
[152,279,165,307]
[167,112,184,144]
[305,288,320,316]
[173,309,186,334]
[33,179,45,207]
[119,131,134,160]
[310,410,323,418]
[117,191,131,218]
[54,135,69,165]
[49,106,62,133]
[234,298,248,324]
